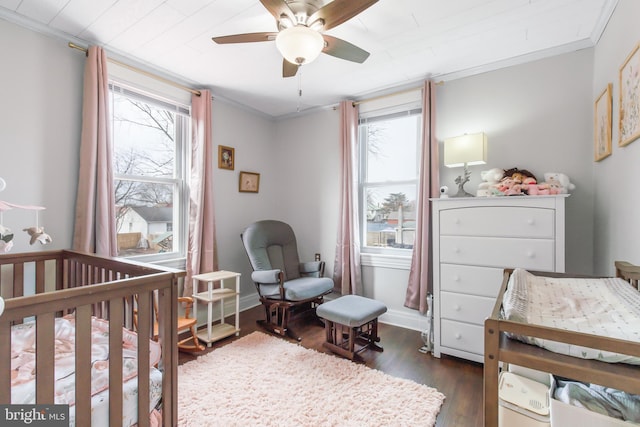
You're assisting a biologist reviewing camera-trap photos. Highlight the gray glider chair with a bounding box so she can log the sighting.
[241,220,334,340]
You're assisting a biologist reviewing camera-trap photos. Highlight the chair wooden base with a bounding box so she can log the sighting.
[322,318,383,361]
[257,296,325,341]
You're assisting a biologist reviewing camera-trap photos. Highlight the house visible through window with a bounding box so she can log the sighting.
[358,100,422,254]
[109,82,190,259]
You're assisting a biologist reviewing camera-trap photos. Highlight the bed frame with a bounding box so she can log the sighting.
[0,249,183,427]
[483,261,640,427]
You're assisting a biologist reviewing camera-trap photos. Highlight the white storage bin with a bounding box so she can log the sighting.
[550,378,640,427]
[499,372,550,427]
[508,364,552,387]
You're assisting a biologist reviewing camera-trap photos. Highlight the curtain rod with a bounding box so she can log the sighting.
[68,42,202,97]
[352,81,444,106]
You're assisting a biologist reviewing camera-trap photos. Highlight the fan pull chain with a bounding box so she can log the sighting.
[297,69,303,113]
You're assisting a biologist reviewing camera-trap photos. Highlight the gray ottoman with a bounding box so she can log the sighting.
[316,295,387,360]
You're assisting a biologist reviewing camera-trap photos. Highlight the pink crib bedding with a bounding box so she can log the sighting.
[10,314,161,406]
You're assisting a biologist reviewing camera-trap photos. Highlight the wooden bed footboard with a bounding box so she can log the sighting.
[0,249,183,427]
[483,261,640,427]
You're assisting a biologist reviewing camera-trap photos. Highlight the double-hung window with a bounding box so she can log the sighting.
[358,92,422,256]
[109,82,190,260]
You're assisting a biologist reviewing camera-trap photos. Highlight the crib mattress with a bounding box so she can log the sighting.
[502,268,640,364]
[11,315,163,426]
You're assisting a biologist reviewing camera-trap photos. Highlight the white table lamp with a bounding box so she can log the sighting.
[444,132,487,197]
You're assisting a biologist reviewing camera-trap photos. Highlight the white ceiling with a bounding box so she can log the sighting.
[0,0,618,118]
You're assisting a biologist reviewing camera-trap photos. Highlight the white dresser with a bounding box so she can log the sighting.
[431,196,567,363]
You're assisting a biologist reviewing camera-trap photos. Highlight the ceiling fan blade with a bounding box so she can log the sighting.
[260,0,295,22]
[322,35,370,64]
[212,32,278,44]
[309,0,378,31]
[283,59,299,78]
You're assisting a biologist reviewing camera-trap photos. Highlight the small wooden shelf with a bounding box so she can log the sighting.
[195,323,237,343]
[192,270,241,347]
[193,288,236,303]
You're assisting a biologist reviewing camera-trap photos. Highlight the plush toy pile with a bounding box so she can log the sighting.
[477,167,575,197]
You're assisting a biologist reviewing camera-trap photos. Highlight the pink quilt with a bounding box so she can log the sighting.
[11,315,161,406]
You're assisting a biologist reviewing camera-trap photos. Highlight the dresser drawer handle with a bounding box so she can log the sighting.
[527,218,535,225]
[454,333,462,340]
[453,275,461,282]
[527,251,536,258]
[453,305,461,311]
[453,248,460,254]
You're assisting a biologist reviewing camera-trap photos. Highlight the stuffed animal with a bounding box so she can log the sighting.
[544,172,576,194]
[496,177,524,196]
[477,168,504,196]
[23,226,52,245]
[0,225,13,252]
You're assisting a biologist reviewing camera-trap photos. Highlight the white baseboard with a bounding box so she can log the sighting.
[379,308,428,332]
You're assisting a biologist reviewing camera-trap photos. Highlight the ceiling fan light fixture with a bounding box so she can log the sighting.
[275,25,324,65]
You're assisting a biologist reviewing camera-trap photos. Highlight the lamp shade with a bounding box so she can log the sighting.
[276,25,325,65]
[444,132,487,167]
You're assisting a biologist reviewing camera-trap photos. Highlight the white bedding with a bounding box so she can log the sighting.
[502,268,640,364]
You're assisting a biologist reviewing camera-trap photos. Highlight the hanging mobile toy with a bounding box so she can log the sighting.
[0,220,14,253]
[0,177,52,251]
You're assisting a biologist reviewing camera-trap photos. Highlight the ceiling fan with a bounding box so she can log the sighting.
[212,0,378,78]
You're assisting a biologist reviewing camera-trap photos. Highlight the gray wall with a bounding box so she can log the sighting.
[437,49,595,274]
[592,0,640,275]
[0,19,83,253]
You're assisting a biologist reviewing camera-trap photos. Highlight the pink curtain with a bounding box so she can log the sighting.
[185,90,218,296]
[405,80,439,313]
[333,100,362,295]
[72,46,117,256]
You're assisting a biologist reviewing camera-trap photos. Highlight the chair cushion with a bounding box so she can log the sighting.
[259,276,334,301]
[316,295,387,327]
[242,220,301,281]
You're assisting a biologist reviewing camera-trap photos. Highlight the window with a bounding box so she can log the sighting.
[109,82,190,260]
[358,100,422,254]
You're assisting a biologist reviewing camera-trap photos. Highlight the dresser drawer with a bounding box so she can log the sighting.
[440,292,495,324]
[440,235,555,271]
[440,206,554,238]
[440,264,504,297]
[440,319,484,355]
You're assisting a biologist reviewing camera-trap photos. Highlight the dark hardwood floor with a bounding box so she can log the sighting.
[179,306,483,427]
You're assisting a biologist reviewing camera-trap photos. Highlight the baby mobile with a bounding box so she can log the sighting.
[0,177,52,253]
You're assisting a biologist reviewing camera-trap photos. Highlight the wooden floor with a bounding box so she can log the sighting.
[179,305,484,427]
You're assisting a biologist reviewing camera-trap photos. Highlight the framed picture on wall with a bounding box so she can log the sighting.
[218,145,235,170]
[619,42,640,147]
[239,171,260,193]
[594,83,612,161]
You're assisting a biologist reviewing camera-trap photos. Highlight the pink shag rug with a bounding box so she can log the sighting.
[178,332,445,426]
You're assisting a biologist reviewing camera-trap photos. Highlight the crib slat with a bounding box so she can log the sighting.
[158,285,177,427]
[13,263,24,299]
[35,260,46,294]
[109,298,124,426]
[137,292,151,427]
[36,312,55,403]
[75,305,92,426]
[0,321,10,404]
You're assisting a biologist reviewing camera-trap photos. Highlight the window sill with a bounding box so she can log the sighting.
[360,252,412,270]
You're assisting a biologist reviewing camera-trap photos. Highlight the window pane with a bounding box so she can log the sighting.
[115,180,175,256]
[364,114,420,182]
[365,184,416,249]
[359,108,421,253]
[112,91,175,178]
[109,81,188,260]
